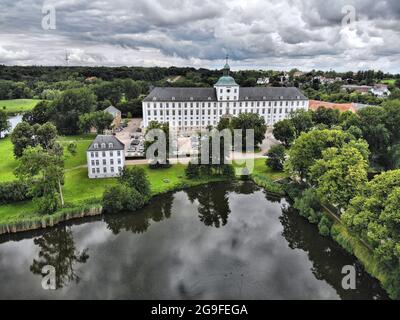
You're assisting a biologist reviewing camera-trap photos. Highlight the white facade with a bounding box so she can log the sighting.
[143,99,309,133]
[87,136,125,179]
[142,62,309,133]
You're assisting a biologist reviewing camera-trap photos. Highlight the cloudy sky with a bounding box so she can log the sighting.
[0,0,400,72]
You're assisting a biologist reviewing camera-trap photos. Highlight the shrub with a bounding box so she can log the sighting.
[119,167,151,197]
[318,215,333,237]
[102,184,145,214]
[293,188,322,224]
[0,180,34,204]
[34,192,60,215]
[185,162,200,179]
[266,144,286,171]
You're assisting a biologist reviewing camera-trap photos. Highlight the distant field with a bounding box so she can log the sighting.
[0,99,41,114]
[380,79,396,85]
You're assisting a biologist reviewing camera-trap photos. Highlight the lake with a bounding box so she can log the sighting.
[0,114,23,138]
[0,182,388,299]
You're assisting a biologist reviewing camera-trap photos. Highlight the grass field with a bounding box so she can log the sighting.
[0,99,41,114]
[380,79,396,85]
[0,134,95,182]
[0,137,285,226]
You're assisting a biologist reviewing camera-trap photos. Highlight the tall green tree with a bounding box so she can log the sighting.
[309,141,369,210]
[273,119,295,147]
[286,129,353,179]
[230,113,266,150]
[50,88,96,135]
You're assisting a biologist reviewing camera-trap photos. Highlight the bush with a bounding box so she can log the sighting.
[119,167,151,198]
[0,180,34,204]
[318,215,333,237]
[185,162,200,179]
[293,188,322,224]
[222,165,235,177]
[102,184,145,214]
[34,192,60,215]
[266,144,286,171]
[252,174,285,195]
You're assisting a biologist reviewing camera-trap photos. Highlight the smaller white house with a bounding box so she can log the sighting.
[87,135,125,179]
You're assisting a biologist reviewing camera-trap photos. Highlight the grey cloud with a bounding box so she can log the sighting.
[0,0,399,72]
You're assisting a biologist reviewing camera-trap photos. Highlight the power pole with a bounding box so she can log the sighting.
[65,51,70,66]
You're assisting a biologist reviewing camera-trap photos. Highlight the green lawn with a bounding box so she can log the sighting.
[0,137,18,182]
[252,157,288,180]
[0,134,95,182]
[0,99,41,114]
[380,79,396,85]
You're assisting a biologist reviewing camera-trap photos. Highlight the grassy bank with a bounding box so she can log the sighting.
[0,99,41,115]
[0,163,233,228]
[0,134,95,182]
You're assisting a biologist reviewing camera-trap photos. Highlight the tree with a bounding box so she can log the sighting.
[119,166,151,198]
[11,121,58,157]
[266,144,286,171]
[309,141,369,210]
[273,119,295,147]
[102,184,145,214]
[122,79,141,100]
[342,170,400,298]
[79,111,114,134]
[0,109,10,134]
[357,106,390,168]
[286,129,353,179]
[93,81,122,105]
[312,107,340,127]
[22,101,50,125]
[15,145,65,214]
[290,109,314,137]
[50,88,96,135]
[230,113,266,150]
[11,122,36,157]
[185,161,200,179]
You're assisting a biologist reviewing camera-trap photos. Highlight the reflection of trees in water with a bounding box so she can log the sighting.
[30,226,89,289]
[185,183,232,228]
[104,192,174,234]
[280,205,389,300]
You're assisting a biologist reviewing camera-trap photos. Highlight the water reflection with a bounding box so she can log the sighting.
[279,206,387,300]
[0,181,389,299]
[30,226,89,289]
[104,192,174,234]
[185,183,231,228]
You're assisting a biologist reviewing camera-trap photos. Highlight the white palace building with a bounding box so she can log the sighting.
[142,60,309,133]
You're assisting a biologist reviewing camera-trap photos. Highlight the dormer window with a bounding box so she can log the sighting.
[208,97,211,100]
[108,143,114,148]
[245,97,249,100]
[296,95,300,99]
[152,97,157,101]
[94,143,98,149]
[280,96,284,99]
[172,97,175,101]
[101,143,106,148]
[263,96,266,100]
[190,97,194,101]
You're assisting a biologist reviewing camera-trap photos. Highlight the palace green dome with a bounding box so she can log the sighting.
[215,76,238,86]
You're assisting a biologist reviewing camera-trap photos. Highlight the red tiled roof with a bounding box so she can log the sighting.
[309,100,357,113]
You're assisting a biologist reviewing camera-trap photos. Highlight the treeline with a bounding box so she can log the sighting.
[271,100,400,299]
